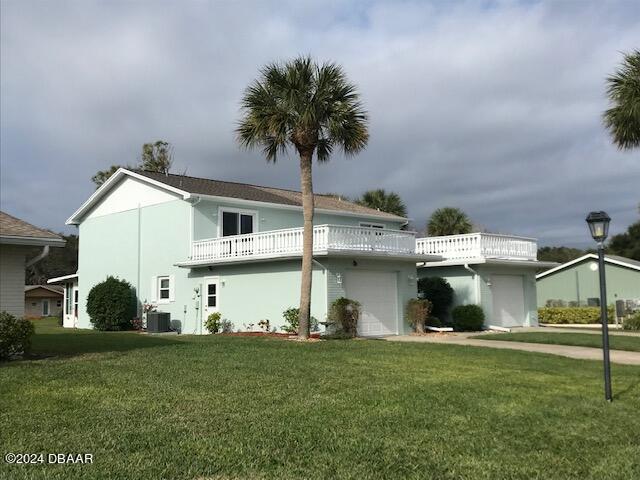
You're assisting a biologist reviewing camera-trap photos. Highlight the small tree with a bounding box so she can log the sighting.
[418,277,454,320]
[405,299,432,334]
[427,207,472,236]
[86,276,136,331]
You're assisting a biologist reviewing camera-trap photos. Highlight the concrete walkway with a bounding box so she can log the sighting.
[386,334,640,366]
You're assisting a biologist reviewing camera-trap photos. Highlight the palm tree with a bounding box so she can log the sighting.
[237,56,369,339]
[355,189,407,218]
[427,207,473,236]
[603,50,640,150]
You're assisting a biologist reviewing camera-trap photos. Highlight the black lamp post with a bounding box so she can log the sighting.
[585,211,612,402]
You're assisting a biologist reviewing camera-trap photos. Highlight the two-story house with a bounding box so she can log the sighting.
[65,168,437,336]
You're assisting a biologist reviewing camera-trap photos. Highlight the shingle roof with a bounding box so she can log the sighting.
[0,211,63,240]
[607,254,640,269]
[135,170,407,221]
[25,285,64,295]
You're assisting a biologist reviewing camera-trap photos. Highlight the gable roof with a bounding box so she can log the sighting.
[0,211,65,246]
[536,253,640,279]
[25,285,64,296]
[67,168,407,224]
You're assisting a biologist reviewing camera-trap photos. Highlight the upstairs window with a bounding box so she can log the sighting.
[221,209,256,236]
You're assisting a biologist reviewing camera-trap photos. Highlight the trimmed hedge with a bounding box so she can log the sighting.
[0,312,35,360]
[86,276,136,331]
[451,305,485,331]
[623,312,640,331]
[538,307,614,325]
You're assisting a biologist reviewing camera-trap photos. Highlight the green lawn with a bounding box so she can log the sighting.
[474,331,640,352]
[1,319,639,480]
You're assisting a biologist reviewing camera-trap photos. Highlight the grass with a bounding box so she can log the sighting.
[1,319,639,480]
[474,331,640,353]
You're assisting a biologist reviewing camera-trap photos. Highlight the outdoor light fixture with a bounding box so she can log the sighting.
[585,211,612,402]
[336,273,342,285]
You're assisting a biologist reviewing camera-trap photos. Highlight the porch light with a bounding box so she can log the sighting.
[336,273,342,285]
[586,211,611,244]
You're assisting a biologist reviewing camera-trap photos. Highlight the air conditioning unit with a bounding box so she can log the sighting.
[147,312,170,332]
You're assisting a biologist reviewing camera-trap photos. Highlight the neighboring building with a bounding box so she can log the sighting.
[63,168,437,336]
[47,273,79,328]
[415,234,557,328]
[24,285,64,318]
[536,254,640,308]
[0,211,65,317]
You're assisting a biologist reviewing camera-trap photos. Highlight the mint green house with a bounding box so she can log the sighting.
[415,234,557,328]
[65,168,435,336]
[536,254,640,308]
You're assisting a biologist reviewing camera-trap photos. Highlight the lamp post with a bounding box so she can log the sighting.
[585,211,612,402]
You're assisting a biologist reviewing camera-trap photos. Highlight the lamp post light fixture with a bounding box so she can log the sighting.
[585,211,612,402]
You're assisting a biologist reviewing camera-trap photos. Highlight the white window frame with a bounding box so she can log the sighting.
[156,275,173,304]
[359,222,385,229]
[217,207,258,237]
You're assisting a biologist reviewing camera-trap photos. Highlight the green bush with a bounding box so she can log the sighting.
[451,305,485,331]
[426,316,442,328]
[405,298,432,333]
[623,312,640,331]
[282,308,319,334]
[0,312,35,360]
[327,298,361,337]
[205,312,221,333]
[86,276,136,331]
[538,307,614,325]
[417,277,454,319]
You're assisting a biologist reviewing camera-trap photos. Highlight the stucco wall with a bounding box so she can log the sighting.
[537,260,640,307]
[0,245,27,317]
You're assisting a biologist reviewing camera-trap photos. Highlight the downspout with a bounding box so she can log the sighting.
[26,245,50,268]
[463,263,480,305]
[137,203,142,318]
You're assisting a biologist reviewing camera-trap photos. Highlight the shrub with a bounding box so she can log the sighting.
[0,312,35,360]
[538,307,614,325]
[327,298,361,337]
[220,319,234,333]
[258,319,270,332]
[426,316,442,328]
[451,305,485,331]
[205,312,222,333]
[623,312,640,331]
[86,276,136,331]
[405,298,432,333]
[57,309,63,326]
[282,308,319,334]
[417,277,454,319]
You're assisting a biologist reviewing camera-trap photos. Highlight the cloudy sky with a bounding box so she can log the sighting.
[1,0,638,247]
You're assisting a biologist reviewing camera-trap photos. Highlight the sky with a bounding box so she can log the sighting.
[1,0,638,247]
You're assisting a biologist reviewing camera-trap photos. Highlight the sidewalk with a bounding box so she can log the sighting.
[386,334,640,365]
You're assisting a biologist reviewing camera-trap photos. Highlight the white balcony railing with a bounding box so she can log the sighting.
[190,224,417,263]
[415,233,537,261]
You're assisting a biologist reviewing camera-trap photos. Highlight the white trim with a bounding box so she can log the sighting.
[156,275,172,304]
[48,273,78,283]
[202,276,220,334]
[419,258,558,269]
[359,221,385,229]
[66,168,191,225]
[535,253,640,279]
[0,235,65,247]
[217,206,258,237]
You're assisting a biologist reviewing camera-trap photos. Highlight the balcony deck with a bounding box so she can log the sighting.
[415,233,538,263]
[179,224,431,267]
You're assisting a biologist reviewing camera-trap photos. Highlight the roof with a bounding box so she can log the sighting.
[67,168,407,224]
[0,211,65,246]
[25,285,64,296]
[48,273,79,283]
[536,253,640,279]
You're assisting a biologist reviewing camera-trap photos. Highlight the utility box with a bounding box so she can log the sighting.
[147,312,170,332]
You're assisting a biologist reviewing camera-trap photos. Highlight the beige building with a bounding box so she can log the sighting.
[0,211,65,317]
[24,285,64,318]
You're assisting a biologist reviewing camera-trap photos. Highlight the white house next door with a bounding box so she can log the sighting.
[202,277,219,334]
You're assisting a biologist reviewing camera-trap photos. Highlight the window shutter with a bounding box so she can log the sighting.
[150,276,157,302]
[169,275,175,302]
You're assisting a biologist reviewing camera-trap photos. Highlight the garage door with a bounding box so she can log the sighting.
[491,275,525,327]
[345,270,398,336]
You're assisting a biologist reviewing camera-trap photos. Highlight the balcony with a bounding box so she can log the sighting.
[183,224,422,266]
[415,233,537,262]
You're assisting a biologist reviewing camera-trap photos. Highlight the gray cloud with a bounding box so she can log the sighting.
[1,0,638,247]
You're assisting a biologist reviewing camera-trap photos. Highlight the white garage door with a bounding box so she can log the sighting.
[345,270,398,337]
[491,275,525,327]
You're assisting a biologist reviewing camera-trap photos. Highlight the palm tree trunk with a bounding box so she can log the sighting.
[298,151,314,340]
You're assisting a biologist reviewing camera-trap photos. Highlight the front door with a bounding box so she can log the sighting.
[202,278,219,334]
[42,299,50,317]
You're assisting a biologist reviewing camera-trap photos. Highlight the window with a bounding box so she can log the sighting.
[220,209,255,237]
[56,300,62,307]
[65,283,72,315]
[359,222,385,229]
[158,276,171,301]
[74,290,78,317]
[206,282,217,307]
